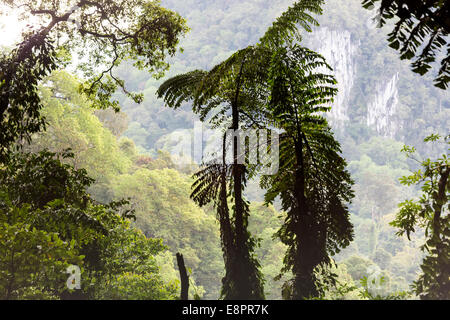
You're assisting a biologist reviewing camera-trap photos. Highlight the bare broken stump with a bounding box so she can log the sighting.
[176,252,189,300]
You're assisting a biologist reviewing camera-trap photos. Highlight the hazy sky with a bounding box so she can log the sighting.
[0,5,25,47]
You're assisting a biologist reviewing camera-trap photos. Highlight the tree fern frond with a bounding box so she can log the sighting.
[157,69,207,109]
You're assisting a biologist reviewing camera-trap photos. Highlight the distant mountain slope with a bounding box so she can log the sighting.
[115,0,448,156]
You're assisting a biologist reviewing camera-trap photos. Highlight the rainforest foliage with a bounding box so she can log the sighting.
[361,0,449,90]
[0,0,448,300]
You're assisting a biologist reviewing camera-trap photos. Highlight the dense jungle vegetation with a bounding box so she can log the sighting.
[0,0,448,300]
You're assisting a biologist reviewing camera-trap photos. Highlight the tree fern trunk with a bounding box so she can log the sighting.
[291,137,317,299]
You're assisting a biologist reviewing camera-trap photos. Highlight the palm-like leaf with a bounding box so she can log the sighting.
[157,0,332,300]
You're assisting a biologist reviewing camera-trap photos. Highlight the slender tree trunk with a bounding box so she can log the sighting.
[231,59,246,260]
[222,56,263,300]
[231,99,250,299]
[432,166,449,298]
[291,137,317,300]
[432,167,449,234]
[218,132,239,299]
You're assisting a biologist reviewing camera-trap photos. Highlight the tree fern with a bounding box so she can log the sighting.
[261,44,354,299]
[157,0,334,300]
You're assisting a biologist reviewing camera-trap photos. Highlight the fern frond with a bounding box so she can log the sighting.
[157,69,207,109]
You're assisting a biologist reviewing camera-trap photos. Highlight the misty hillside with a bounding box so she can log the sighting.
[0,0,448,302]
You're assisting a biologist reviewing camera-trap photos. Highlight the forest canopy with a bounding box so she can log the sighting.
[0,0,448,302]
